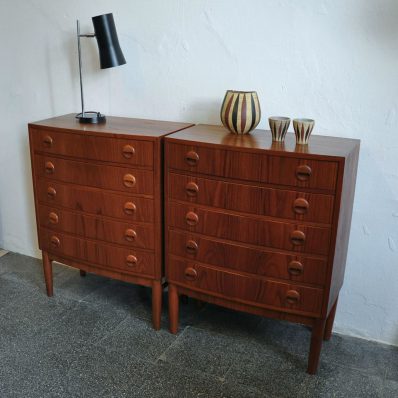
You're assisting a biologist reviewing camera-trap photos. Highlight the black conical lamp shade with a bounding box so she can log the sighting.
[92,13,126,69]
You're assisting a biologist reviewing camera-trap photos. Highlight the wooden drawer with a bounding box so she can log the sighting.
[36,179,154,223]
[167,142,266,182]
[30,128,154,167]
[40,228,155,277]
[168,172,334,224]
[268,156,338,191]
[167,142,338,191]
[38,205,154,249]
[169,230,327,286]
[168,257,323,316]
[168,203,331,256]
[33,155,154,195]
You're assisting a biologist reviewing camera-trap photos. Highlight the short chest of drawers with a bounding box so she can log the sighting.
[165,124,359,374]
[29,114,192,330]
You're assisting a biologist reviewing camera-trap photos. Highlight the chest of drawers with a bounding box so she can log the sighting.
[164,124,359,373]
[29,114,192,330]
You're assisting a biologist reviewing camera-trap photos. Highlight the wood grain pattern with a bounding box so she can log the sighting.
[168,202,331,255]
[164,124,360,374]
[166,124,359,159]
[168,172,334,224]
[38,204,155,250]
[29,113,194,139]
[168,230,327,286]
[168,257,323,316]
[33,154,154,195]
[40,228,155,277]
[36,179,154,222]
[30,128,154,167]
[29,114,193,330]
[168,142,338,191]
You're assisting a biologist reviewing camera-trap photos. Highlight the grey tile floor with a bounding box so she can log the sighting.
[0,252,397,397]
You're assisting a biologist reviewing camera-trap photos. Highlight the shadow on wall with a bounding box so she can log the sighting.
[22,133,40,258]
[185,99,222,125]
[363,1,398,47]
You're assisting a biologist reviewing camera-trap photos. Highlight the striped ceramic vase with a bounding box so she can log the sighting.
[220,90,261,134]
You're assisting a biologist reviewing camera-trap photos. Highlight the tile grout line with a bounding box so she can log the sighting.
[154,325,190,364]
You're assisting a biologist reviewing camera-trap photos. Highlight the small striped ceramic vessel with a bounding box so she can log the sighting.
[268,116,290,142]
[220,90,261,134]
[293,118,315,145]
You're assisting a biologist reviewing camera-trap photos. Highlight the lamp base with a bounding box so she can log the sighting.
[76,111,106,124]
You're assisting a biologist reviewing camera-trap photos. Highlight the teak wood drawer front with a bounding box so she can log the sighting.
[31,128,154,167]
[38,205,154,249]
[168,258,323,316]
[167,142,338,191]
[167,142,266,183]
[34,154,154,195]
[40,228,155,278]
[168,203,331,256]
[36,179,154,223]
[169,230,327,286]
[169,172,334,224]
[268,157,338,191]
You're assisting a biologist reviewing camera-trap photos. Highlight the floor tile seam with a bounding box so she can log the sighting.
[153,359,232,386]
[91,313,137,348]
[323,357,391,379]
[186,325,279,357]
[154,325,191,364]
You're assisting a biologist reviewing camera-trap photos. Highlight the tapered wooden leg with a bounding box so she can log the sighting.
[42,251,53,297]
[307,318,326,375]
[79,270,87,277]
[324,297,338,341]
[168,284,179,334]
[152,280,162,331]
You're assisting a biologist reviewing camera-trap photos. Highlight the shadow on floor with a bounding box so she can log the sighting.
[0,252,397,397]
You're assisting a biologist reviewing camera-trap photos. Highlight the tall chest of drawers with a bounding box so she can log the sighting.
[29,114,192,330]
[165,124,360,373]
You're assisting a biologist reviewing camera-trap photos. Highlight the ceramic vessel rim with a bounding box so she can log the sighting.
[293,118,314,123]
[269,116,290,121]
[226,90,258,95]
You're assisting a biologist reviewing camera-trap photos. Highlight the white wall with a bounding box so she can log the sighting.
[0,0,397,346]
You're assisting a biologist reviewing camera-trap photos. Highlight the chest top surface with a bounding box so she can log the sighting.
[29,113,194,139]
[166,124,360,159]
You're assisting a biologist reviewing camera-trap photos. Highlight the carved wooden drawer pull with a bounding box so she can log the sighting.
[293,198,309,215]
[43,135,53,147]
[185,240,198,254]
[185,211,199,226]
[186,182,199,197]
[122,144,135,159]
[123,174,136,188]
[45,161,55,174]
[184,267,198,281]
[290,230,306,246]
[50,236,60,248]
[124,201,137,215]
[185,150,199,166]
[126,254,138,267]
[47,187,56,199]
[296,164,312,181]
[286,290,301,304]
[48,212,59,224]
[125,228,137,242]
[287,260,304,276]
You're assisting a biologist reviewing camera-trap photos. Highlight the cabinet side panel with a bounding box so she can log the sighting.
[327,144,360,313]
